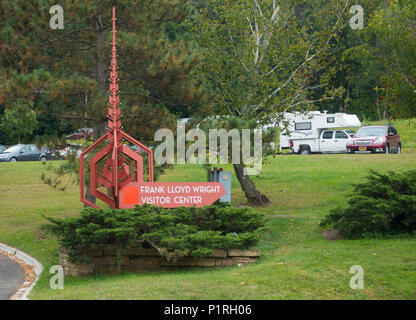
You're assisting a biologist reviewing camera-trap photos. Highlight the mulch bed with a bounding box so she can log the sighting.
[0,249,36,300]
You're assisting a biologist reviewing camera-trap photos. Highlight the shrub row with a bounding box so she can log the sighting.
[43,204,265,262]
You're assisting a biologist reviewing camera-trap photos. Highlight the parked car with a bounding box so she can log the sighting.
[66,128,94,140]
[57,144,83,159]
[40,146,56,160]
[0,144,50,162]
[129,145,142,153]
[347,125,401,154]
[0,145,7,153]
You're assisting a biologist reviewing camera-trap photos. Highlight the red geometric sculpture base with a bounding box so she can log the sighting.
[80,131,153,209]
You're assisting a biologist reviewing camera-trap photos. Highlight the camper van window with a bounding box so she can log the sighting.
[327,117,335,123]
[295,122,312,131]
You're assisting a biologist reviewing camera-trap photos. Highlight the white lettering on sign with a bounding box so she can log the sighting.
[121,182,226,208]
[140,185,165,193]
[140,196,204,205]
[192,185,221,193]
[140,196,171,205]
[167,185,191,193]
[140,185,221,195]
[174,196,202,204]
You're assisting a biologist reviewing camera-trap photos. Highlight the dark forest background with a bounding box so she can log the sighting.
[0,0,414,146]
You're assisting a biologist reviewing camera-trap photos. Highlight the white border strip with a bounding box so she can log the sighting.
[0,242,43,300]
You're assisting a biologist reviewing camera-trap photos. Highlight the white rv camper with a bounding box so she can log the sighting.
[278,111,361,154]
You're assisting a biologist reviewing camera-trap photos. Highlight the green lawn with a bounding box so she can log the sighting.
[0,120,415,299]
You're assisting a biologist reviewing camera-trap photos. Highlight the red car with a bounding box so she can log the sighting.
[347,125,401,154]
[66,128,95,140]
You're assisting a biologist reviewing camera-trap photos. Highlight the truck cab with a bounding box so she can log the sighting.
[318,130,352,153]
[292,129,352,154]
[277,111,361,155]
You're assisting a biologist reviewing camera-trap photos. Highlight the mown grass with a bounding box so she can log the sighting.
[0,120,415,300]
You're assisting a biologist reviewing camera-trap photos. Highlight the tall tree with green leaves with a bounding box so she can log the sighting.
[193,0,351,205]
[368,0,416,119]
[313,0,416,121]
[302,0,385,120]
[1,99,37,144]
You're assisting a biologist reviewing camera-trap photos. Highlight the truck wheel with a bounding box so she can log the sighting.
[299,147,311,155]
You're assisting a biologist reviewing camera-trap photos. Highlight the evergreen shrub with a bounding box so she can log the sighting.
[44,204,265,262]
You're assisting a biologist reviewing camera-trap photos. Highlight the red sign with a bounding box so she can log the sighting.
[119,182,226,208]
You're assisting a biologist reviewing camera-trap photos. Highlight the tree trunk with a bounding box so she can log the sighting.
[94,11,108,138]
[233,163,270,206]
[82,10,107,207]
[95,12,107,94]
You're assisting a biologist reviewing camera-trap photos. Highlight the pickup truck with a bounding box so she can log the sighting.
[290,130,353,155]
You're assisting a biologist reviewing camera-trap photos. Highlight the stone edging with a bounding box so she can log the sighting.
[60,246,261,276]
[0,242,43,300]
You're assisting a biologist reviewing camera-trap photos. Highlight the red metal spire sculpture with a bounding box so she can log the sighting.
[80,7,153,209]
[80,7,226,210]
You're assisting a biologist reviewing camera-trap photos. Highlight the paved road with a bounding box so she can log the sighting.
[0,253,25,300]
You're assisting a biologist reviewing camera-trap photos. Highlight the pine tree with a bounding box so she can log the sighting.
[0,0,210,144]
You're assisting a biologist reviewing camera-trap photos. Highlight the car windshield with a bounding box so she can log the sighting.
[355,127,386,137]
[2,145,21,153]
